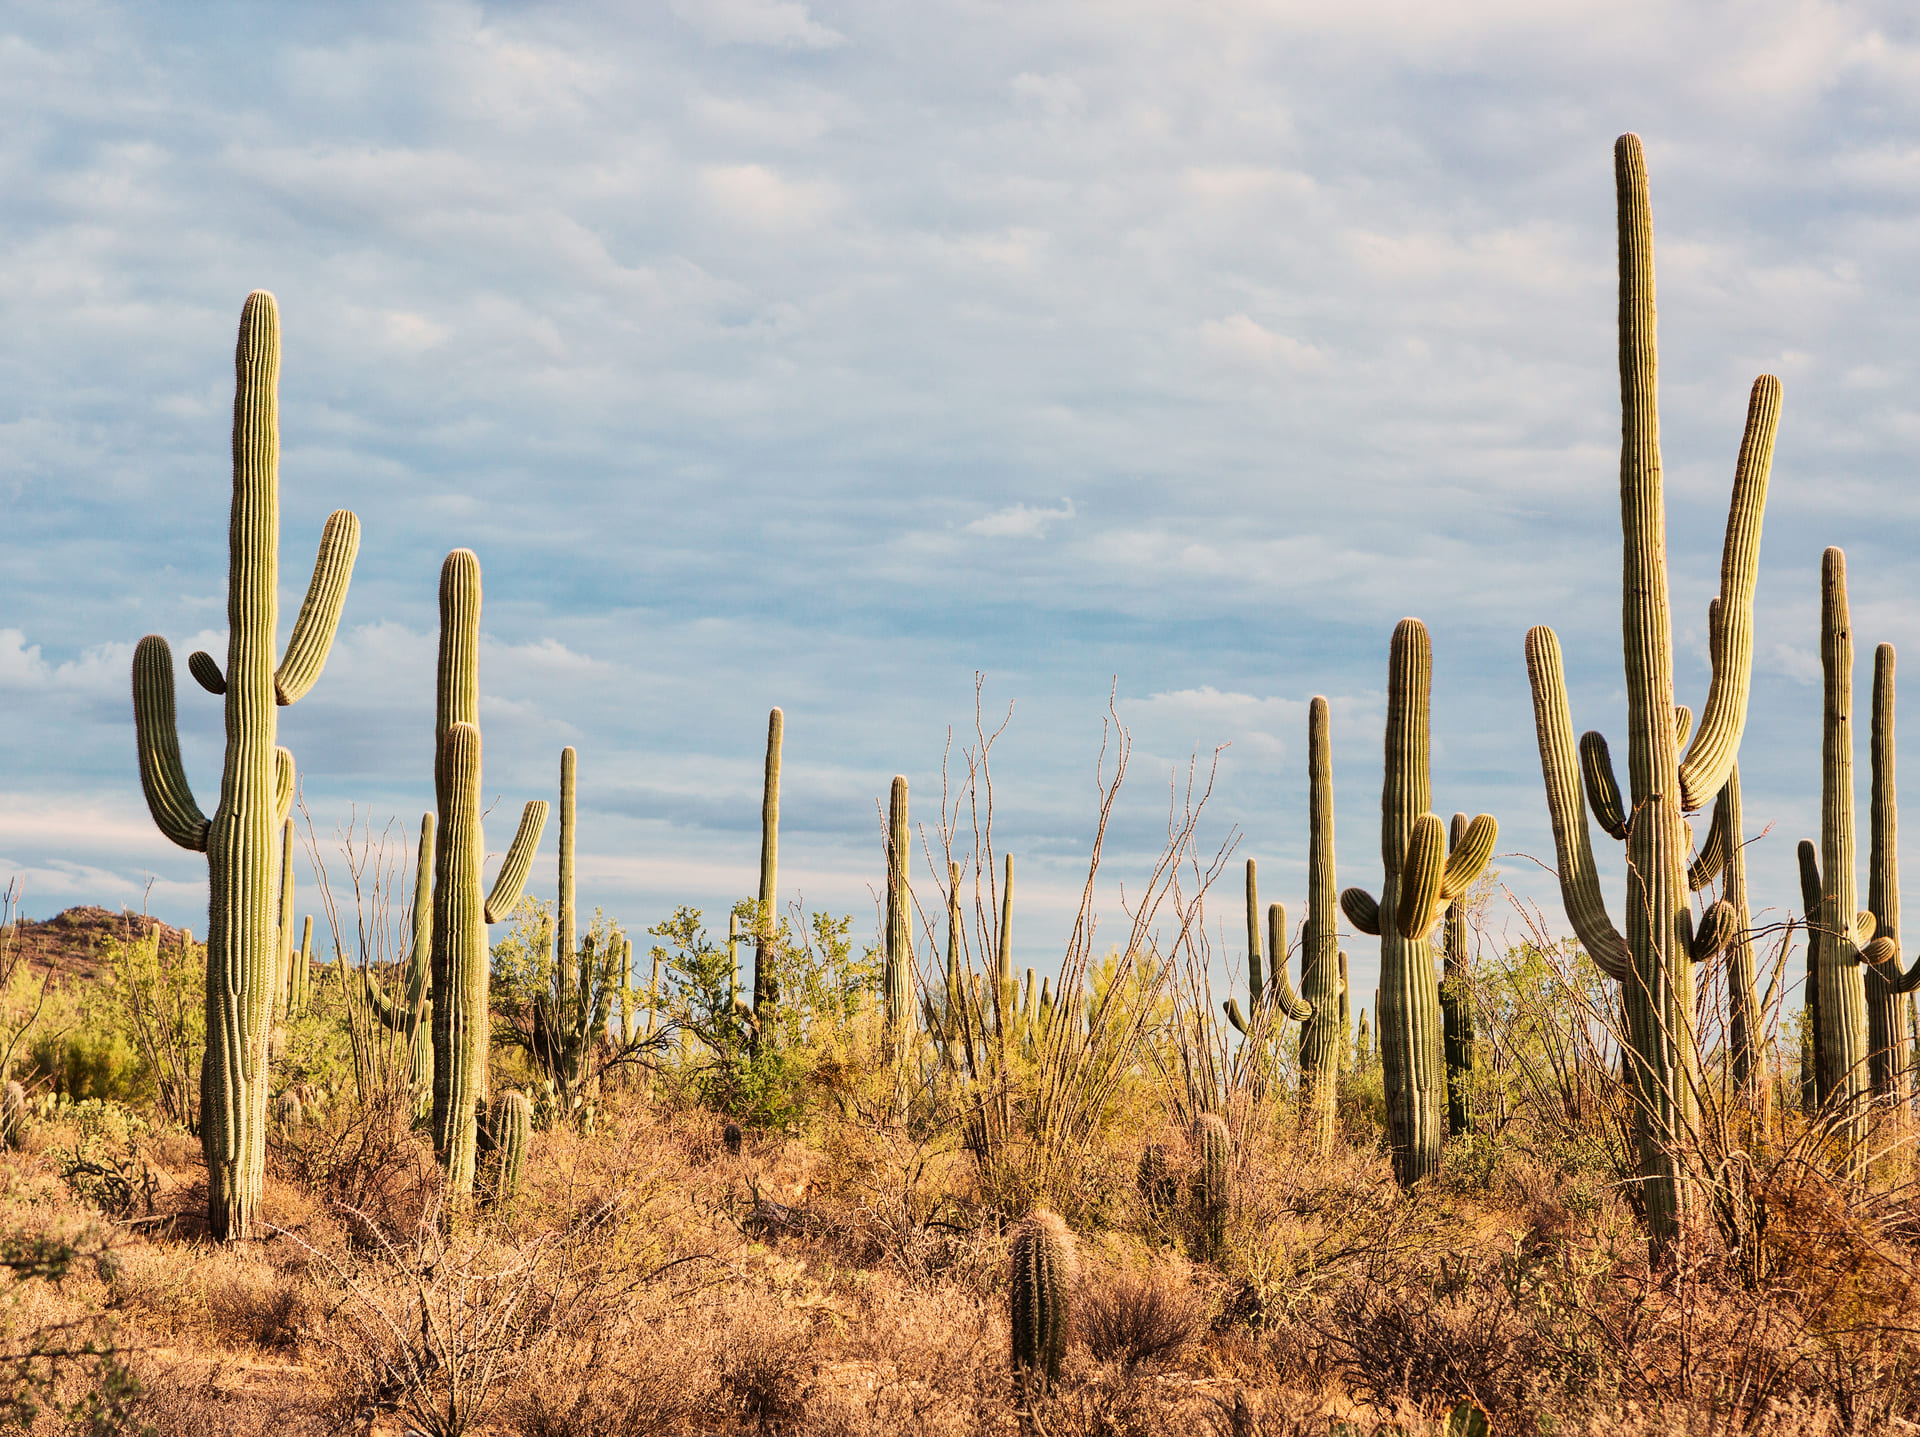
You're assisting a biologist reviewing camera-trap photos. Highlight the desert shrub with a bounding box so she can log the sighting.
[48,1099,157,1220]
[1078,1260,1207,1369]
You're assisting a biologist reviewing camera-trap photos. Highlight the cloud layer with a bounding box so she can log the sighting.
[6,2,1920,1013]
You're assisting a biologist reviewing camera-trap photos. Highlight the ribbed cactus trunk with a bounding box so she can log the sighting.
[427,551,547,1206]
[1818,550,1869,1155]
[1009,1210,1073,1393]
[1615,136,1699,1239]
[1868,644,1906,1101]
[1378,621,1444,1185]
[1800,840,1824,1117]
[557,745,576,1013]
[1244,860,1265,1007]
[1300,697,1342,1153]
[884,776,911,1066]
[435,717,489,1199]
[1523,136,1778,1255]
[756,708,782,1014]
[130,292,360,1241]
[1441,813,1476,1139]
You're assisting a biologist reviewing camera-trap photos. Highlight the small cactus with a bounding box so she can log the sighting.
[489,1090,533,1204]
[1009,1210,1074,1392]
[1136,1142,1177,1219]
[723,1120,743,1155]
[1191,1113,1231,1261]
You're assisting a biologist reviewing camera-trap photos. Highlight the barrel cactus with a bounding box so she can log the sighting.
[1009,1210,1074,1392]
[1524,135,1777,1245]
[131,292,360,1240]
[1341,620,1497,1186]
[428,550,548,1205]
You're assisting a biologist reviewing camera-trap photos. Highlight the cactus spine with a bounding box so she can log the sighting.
[1009,1210,1073,1392]
[1341,621,1496,1186]
[130,292,360,1241]
[1524,136,1777,1246]
[1300,697,1342,1151]
[884,776,912,1064]
[428,551,548,1205]
[1440,813,1476,1138]
[755,708,782,1014]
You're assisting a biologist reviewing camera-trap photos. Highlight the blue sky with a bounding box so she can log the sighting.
[6,1,1920,1015]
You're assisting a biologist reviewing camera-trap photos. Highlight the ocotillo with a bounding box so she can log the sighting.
[131,291,360,1241]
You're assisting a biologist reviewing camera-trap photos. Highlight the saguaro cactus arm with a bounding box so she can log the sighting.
[1263,903,1314,1021]
[1675,376,1781,810]
[483,801,549,924]
[1687,792,1730,891]
[1579,732,1630,841]
[275,509,361,705]
[1524,626,1630,980]
[1340,888,1381,936]
[274,747,296,828]
[132,637,212,852]
[188,650,227,695]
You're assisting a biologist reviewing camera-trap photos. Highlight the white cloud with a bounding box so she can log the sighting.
[964,499,1076,539]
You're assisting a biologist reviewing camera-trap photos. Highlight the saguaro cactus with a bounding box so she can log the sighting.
[131,292,360,1241]
[1009,1210,1073,1392]
[538,746,616,1112]
[1524,135,1777,1246]
[1299,698,1343,1152]
[884,776,912,1064]
[428,551,548,1204]
[1341,620,1497,1185]
[1861,643,1920,1103]
[755,708,782,1013]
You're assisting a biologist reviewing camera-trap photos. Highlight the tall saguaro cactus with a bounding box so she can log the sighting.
[428,551,548,1204]
[131,291,360,1241]
[755,708,782,1014]
[1524,135,1777,1247]
[1861,643,1920,1103]
[1299,697,1342,1152]
[1341,621,1497,1185]
[538,746,616,1111]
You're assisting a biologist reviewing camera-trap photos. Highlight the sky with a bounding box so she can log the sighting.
[6,0,1920,1019]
